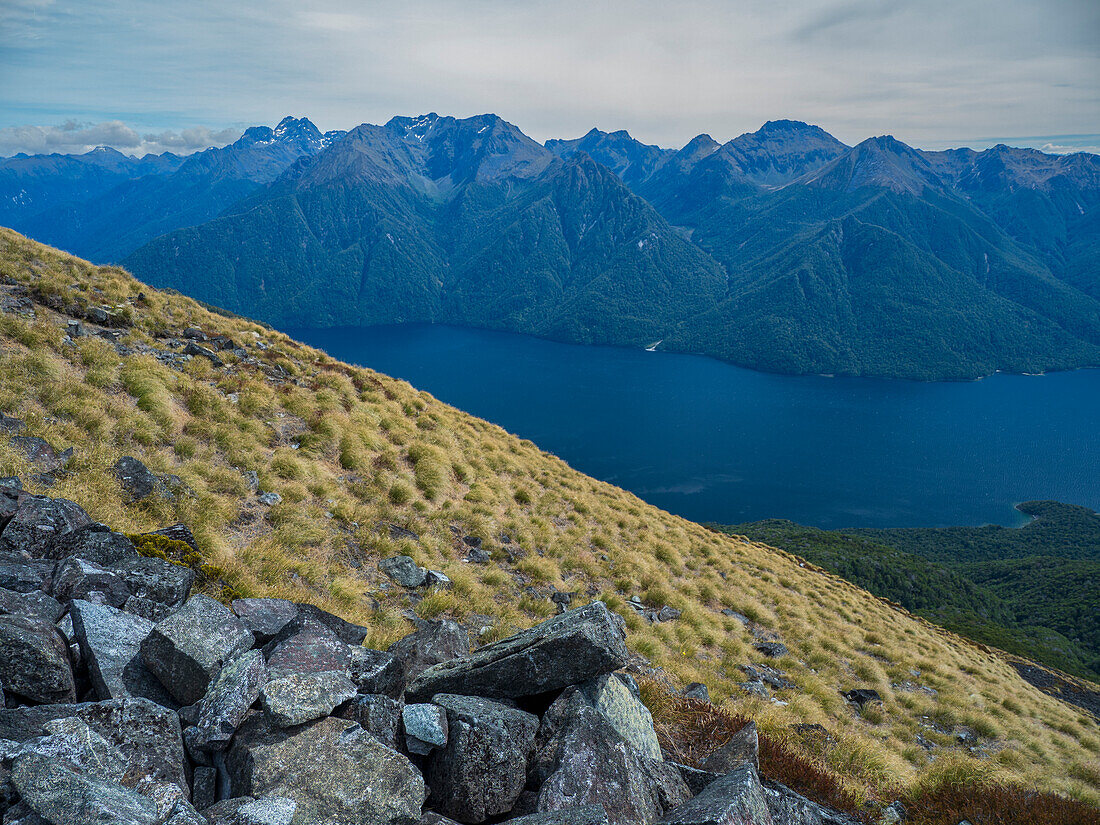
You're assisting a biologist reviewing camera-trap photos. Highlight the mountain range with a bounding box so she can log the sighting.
[3,113,1098,379]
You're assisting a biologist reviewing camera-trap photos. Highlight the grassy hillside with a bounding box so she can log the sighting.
[720,518,1100,681]
[1,228,1098,811]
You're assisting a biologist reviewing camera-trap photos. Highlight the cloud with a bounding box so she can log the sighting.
[0,120,241,157]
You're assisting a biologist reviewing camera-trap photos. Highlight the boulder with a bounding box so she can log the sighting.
[141,594,254,705]
[69,599,174,706]
[1,801,48,825]
[755,643,787,659]
[184,342,223,366]
[700,721,759,775]
[0,495,90,555]
[164,798,208,825]
[379,555,427,588]
[226,714,426,825]
[656,764,773,825]
[40,523,137,565]
[263,618,352,680]
[403,703,449,756]
[192,765,217,810]
[295,603,369,646]
[683,683,709,702]
[334,694,403,750]
[112,457,159,502]
[144,524,199,552]
[204,796,297,825]
[841,689,881,708]
[8,437,72,479]
[0,614,75,703]
[260,670,356,728]
[761,779,860,825]
[50,557,131,607]
[426,694,539,823]
[0,587,63,624]
[11,753,160,825]
[0,698,187,796]
[232,599,298,645]
[110,557,195,606]
[407,601,629,702]
[0,716,128,783]
[389,619,470,682]
[576,674,662,762]
[0,414,24,434]
[0,554,53,594]
[123,595,175,624]
[348,647,405,698]
[531,687,691,825]
[505,808,611,825]
[192,649,268,752]
[671,763,721,796]
[256,492,281,506]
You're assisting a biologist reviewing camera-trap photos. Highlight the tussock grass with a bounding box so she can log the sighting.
[0,227,1097,810]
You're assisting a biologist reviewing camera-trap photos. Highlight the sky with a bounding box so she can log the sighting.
[1,0,1097,157]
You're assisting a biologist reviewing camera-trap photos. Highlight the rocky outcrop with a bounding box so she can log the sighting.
[0,489,866,825]
[407,601,629,702]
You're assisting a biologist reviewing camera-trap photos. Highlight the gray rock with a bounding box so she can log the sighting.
[761,779,859,825]
[388,619,470,683]
[403,703,449,755]
[40,523,137,565]
[531,687,690,825]
[256,492,281,506]
[657,764,773,825]
[263,618,352,680]
[192,650,268,751]
[141,594,254,705]
[740,681,769,698]
[192,765,217,811]
[407,601,629,702]
[1,717,128,784]
[70,599,175,706]
[577,673,663,762]
[0,587,63,624]
[226,714,426,825]
[8,438,72,480]
[232,599,298,645]
[0,614,75,703]
[1,801,48,825]
[683,683,709,702]
[0,554,53,594]
[207,796,297,825]
[113,457,159,502]
[505,808,610,825]
[51,556,131,607]
[123,595,175,624]
[348,647,405,698]
[294,604,369,646]
[671,762,721,796]
[334,694,403,750]
[164,798,208,825]
[426,694,539,823]
[841,689,881,708]
[184,342,223,366]
[0,414,24,435]
[110,557,195,606]
[12,753,160,824]
[420,813,463,825]
[0,698,187,796]
[425,570,452,589]
[880,801,906,825]
[379,555,427,588]
[655,606,681,623]
[700,721,759,775]
[144,523,199,552]
[755,642,788,659]
[260,670,355,728]
[0,495,90,555]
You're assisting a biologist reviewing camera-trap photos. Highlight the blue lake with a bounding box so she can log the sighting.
[285,324,1100,529]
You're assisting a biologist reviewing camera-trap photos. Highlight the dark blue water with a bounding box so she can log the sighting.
[285,324,1100,529]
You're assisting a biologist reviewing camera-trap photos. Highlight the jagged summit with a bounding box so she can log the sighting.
[545,127,673,186]
[800,134,946,195]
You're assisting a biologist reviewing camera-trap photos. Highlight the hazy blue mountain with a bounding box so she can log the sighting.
[12,117,343,262]
[545,128,674,187]
[4,112,1098,379]
[124,114,727,344]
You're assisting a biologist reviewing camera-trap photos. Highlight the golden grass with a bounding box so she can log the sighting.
[0,227,1097,808]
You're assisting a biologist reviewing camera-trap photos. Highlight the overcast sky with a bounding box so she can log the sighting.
[1,0,1097,157]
